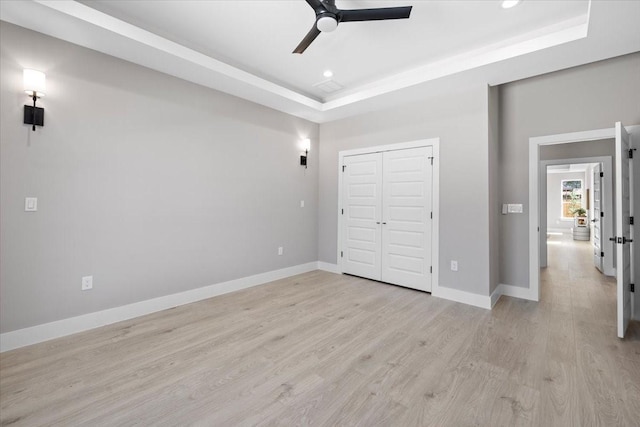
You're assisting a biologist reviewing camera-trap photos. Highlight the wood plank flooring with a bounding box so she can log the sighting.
[1,235,638,426]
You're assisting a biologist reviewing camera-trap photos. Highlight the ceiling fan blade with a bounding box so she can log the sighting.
[293,25,321,54]
[339,6,412,22]
[305,0,325,10]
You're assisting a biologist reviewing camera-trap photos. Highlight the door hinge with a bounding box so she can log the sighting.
[630,216,634,225]
[631,283,635,293]
[629,149,634,159]
[428,156,434,165]
[341,208,344,215]
[341,251,343,258]
[430,212,433,219]
[600,171,604,177]
[601,211,604,218]
[601,251,604,257]
[342,165,346,172]
[430,266,432,274]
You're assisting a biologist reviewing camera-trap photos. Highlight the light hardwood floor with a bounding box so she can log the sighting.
[1,236,639,426]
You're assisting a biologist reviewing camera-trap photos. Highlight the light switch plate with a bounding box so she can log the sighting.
[300,200,305,208]
[25,197,38,212]
[507,204,523,214]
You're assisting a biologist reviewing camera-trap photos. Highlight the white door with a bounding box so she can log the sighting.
[615,122,632,338]
[341,153,382,280]
[592,163,604,273]
[381,147,433,291]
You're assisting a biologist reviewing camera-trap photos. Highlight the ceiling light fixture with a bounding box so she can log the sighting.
[323,70,333,78]
[316,15,338,33]
[501,0,521,9]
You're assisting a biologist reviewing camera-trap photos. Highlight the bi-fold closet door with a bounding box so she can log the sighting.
[341,146,433,292]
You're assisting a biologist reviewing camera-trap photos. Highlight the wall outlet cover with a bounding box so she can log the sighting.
[81,276,93,291]
[25,197,38,212]
[507,203,523,213]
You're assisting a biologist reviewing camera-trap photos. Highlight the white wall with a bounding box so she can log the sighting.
[546,171,586,232]
[0,23,319,333]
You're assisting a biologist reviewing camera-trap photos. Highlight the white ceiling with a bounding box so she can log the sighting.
[1,0,639,123]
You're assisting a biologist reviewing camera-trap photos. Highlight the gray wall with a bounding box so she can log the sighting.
[0,23,319,333]
[498,53,640,288]
[319,84,491,296]
[546,171,586,232]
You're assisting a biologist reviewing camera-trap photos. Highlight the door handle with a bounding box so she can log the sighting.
[609,236,617,242]
[376,221,380,224]
[382,222,387,225]
[591,219,597,223]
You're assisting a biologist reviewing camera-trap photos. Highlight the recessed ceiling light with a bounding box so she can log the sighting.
[501,0,521,9]
[323,70,333,78]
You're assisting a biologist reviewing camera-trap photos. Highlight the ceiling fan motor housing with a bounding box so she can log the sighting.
[317,14,338,32]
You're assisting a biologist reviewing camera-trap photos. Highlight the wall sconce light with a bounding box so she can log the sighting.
[23,69,46,131]
[300,138,311,168]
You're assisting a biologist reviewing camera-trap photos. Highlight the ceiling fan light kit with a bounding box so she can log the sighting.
[317,15,338,32]
[502,0,522,9]
[294,0,413,54]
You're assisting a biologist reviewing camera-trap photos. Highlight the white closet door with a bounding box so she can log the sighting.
[381,147,433,291]
[341,153,382,280]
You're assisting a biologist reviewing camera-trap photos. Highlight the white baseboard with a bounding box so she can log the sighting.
[432,285,492,310]
[497,283,538,302]
[0,262,318,353]
[490,286,502,308]
[317,262,340,274]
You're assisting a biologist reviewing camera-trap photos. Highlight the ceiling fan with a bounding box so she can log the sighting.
[294,0,413,54]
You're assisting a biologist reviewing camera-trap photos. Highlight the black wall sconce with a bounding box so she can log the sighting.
[300,138,310,168]
[23,69,46,131]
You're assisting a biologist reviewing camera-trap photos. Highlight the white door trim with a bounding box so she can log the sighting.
[529,128,615,302]
[539,156,614,276]
[337,138,440,293]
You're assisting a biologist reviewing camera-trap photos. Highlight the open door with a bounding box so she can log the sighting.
[615,122,632,338]
[592,163,604,273]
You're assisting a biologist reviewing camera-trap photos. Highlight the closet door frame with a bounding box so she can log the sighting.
[337,138,440,294]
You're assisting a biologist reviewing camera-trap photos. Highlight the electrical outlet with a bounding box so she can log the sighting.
[81,276,93,291]
[25,197,38,212]
[278,247,283,256]
[450,261,458,272]
[300,200,305,208]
